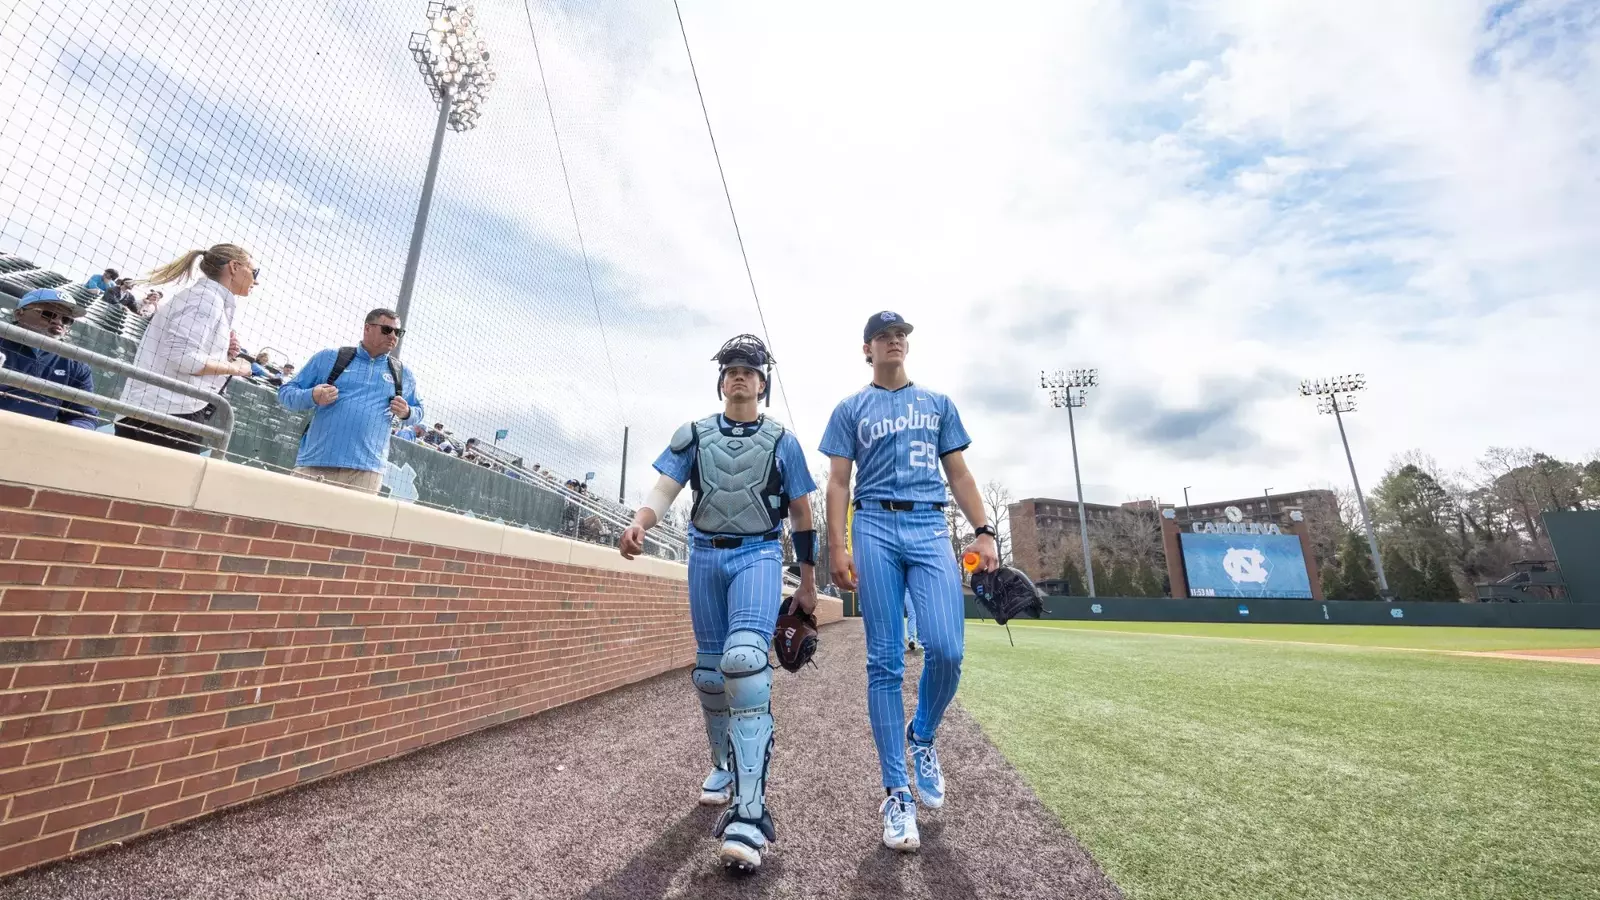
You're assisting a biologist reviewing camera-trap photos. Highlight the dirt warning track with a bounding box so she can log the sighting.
[0,621,1119,900]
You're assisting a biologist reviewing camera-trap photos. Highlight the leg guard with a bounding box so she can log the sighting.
[714,629,777,844]
[692,652,731,772]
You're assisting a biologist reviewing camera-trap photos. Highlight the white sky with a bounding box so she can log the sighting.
[1,0,1595,506]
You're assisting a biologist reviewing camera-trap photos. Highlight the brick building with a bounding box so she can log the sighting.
[1008,488,1341,584]
[1008,497,1123,584]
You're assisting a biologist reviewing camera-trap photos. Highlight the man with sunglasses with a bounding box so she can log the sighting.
[618,333,818,873]
[278,308,423,494]
[0,289,97,429]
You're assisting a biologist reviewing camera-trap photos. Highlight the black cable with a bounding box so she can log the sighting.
[523,0,626,418]
[671,0,799,433]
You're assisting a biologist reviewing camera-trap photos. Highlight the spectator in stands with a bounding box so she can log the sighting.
[395,422,425,442]
[85,268,119,292]
[0,289,97,429]
[279,362,295,380]
[116,244,258,453]
[135,290,164,318]
[423,422,452,453]
[103,278,139,314]
[277,308,423,494]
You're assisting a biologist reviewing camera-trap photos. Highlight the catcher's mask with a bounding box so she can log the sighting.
[713,333,773,405]
[773,595,818,672]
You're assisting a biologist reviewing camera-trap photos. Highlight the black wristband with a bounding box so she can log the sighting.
[792,529,816,566]
[974,525,997,538]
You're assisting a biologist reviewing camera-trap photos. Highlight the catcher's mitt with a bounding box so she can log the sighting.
[970,566,1045,625]
[773,596,819,672]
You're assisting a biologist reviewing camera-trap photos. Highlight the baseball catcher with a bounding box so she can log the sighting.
[619,334,818,873]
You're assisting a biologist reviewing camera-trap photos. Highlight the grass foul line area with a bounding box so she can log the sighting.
[960,622,1600,900]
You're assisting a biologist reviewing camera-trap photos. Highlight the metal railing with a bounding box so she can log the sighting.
[0,320,234,452]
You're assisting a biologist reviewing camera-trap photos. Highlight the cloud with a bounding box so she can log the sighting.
[1,0,1596,510]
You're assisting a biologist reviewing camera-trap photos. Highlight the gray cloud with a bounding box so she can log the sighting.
[1100,369,1298,462]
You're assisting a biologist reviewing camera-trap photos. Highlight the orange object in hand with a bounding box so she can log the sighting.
[962,551,980,573]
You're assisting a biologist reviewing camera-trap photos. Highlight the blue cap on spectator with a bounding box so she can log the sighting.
[863,310,914,343]
[16,288,74,310]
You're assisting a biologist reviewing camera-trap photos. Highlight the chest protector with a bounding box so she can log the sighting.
[673,415,789,536]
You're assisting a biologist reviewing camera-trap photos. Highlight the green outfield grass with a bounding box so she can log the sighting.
[1002,619,1600,651]
[960,623,1600,900]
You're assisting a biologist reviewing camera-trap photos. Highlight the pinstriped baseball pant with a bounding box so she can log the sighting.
[687,538,784,654]
[852,508,965,788]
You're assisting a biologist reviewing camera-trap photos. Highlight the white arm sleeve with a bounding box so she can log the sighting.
[641,473,686,521]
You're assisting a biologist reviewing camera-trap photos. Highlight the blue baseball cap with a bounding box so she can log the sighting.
[16,288,76,311]
[863,310,914,343]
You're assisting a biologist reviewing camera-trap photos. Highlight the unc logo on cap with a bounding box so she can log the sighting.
[880,311,898,322]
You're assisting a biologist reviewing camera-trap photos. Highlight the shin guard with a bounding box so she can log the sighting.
[714,629,777,843]
[692,652,730,771]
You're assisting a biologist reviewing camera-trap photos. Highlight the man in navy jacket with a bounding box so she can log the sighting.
[0,289,97,429]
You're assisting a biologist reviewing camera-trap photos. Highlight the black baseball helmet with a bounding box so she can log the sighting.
[713,333,773,404]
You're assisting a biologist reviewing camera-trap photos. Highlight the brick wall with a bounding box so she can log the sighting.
[0,481,842,877]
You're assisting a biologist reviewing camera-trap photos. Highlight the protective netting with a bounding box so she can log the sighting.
[0,0,770,516]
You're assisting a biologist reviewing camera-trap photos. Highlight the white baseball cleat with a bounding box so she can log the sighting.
[907,723,945,809]
[699,768,733,806]
[880,789,920,852]
[718,824,766,871]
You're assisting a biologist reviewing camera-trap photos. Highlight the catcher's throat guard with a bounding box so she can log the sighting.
[773,596,818,672]
[970,566,1045,626]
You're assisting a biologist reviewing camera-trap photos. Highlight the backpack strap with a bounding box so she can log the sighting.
[386,357,403,397]
[326,347,358,385]
[301,347,359,440]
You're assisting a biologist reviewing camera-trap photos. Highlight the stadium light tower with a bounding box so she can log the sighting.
[1300,374,1389,596]
[397,1,496,348]
[1042,368,1099,598]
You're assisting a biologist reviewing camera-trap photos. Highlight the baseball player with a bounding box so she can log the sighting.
[620,334,818,872]
[820,311,999,852]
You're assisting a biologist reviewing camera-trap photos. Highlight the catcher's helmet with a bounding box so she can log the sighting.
[713,334,773,404]
[773,595,818,672]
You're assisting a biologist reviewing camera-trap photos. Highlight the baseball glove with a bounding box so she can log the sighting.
[970,566,1045,625]
[773,596,819,672]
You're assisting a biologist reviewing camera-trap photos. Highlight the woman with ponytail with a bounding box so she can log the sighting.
[116,243,260,452]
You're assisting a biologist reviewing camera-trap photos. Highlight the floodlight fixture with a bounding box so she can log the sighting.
[396,1,496,344]
[1039,367,1100,597]
[1299,372,1389,595]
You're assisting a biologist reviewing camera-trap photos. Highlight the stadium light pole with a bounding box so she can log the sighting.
[397,2,496,353]
[1300,374,1390,596]
[1263,487,1273,517]
[1042,369,1099,598]
[1182,486,1192,520]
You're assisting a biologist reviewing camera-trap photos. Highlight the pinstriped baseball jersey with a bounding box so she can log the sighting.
[817,383,971,503]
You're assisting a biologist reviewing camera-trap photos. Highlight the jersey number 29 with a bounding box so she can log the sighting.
[909,440,936,470]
